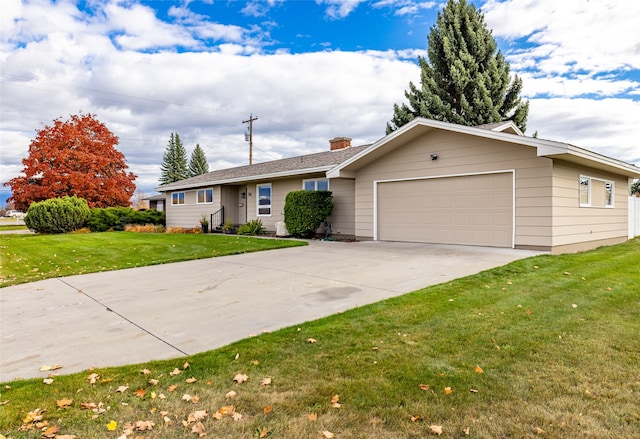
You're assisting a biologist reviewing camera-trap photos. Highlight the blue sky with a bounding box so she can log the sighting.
[1,0,639,206]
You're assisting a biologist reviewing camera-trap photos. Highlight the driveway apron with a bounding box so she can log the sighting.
[0,240,542,381]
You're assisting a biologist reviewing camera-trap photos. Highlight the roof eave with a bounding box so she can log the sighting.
[155,165,334,192]
[328,117,640,179]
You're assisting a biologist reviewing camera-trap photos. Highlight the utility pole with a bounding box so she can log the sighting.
[242,114,258,165]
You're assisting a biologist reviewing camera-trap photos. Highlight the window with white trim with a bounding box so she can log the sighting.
[257,183,272,216]
[579,176,614,208]
[197,188,213,204]
[303,178,329,191]
[171,192,185,205]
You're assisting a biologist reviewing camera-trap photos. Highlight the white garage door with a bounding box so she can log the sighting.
[377,173,513,247]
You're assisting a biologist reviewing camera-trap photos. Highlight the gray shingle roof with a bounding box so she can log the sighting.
[157,145,370,191]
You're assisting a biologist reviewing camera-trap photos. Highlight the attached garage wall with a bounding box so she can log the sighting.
[353,129,554,248]
[550,160,629,253]
[376,172,513,247]
[165,187,221,228]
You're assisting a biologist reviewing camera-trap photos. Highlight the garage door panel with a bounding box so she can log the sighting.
[377,173,513,247]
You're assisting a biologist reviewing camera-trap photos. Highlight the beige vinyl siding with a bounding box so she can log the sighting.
[244,175,354,233]
[165,187,222,228]
[352,129,553,246]
[325,178,356,236]
[551,160,628,249]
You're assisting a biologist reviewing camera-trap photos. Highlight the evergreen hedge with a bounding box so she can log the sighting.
[284,190,333,238]
[87,207,165,232]
[25,196,91,234]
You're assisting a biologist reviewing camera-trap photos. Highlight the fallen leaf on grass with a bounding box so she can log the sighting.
[331,394,341,408]
[430,424,443,435]
[260,377,272,386]
[259,427,270,438]
[535,426,545,435]
[149,379,159,386]
[306,338,317,343]
[463,427,470,435]
[56,435,77,439]
[321,430,335,438]
[40,364,62,372]
[167,384,178,392]
[170,368,182,376]
[410,415,422,422]
[444,387,453,395]
[87,373,100,384]
[133,420,155,431]
[419,384,430,391]
[43,378,54,385]
[225,390,237,399]
[56,398,73,409]
[183,361,190,369]
[80,402,98,410]
[185,377,197,384]
[106,420,117,431]
[263,405,273,414]
[134,388,146,398]
[116,385,129,393]
[308,413,317,421]
[141,369,151,375]
[191,422,206,437]
[474,365,484,374]
[233,373,249,384]
[42,425,60,438]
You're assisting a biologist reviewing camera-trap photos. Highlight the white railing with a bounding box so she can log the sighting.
[629,196,640,238]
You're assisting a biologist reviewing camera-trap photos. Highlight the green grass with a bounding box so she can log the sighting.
[0,224,27,231]
[1,240,639,438]
[0,232,306,287]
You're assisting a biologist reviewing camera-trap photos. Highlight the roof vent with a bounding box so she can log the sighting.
[329,137,352,151]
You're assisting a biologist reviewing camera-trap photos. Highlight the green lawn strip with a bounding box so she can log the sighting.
[0,232,306,287]
[2,240,638,438]
[0,224,27,231]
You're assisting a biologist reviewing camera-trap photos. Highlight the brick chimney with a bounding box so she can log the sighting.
[329,137,351,151]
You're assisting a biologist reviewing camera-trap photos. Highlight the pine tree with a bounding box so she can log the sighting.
[189,143,209,177]
[159,132,188,185]
[387,0,529,134]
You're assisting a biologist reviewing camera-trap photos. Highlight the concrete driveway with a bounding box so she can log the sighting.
[0,240,542,381]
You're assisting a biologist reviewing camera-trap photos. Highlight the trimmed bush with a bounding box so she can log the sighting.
[237,219,266,236]
[25,196,91,234]
[87,207,165,232]
[284,190,333,238]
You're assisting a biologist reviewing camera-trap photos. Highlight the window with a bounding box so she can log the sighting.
[579,177,590,206]
[579,176,614,208]
[303,178,329,191]
[257,183,272,216]
[171,192,185,205]
[197,188,213,204]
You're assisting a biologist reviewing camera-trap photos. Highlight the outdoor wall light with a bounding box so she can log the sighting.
[241,192,246,199]
[431,154,438,161]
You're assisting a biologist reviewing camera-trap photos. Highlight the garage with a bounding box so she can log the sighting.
[376,172,514,247]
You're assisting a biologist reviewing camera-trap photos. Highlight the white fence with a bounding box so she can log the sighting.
[630,196,640,239]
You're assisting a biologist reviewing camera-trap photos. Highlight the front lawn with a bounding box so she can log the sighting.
[1,240,638,438]
[0,232,306,287]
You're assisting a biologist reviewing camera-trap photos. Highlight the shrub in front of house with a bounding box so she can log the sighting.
[25,196,91,234]
[87,207,166,232]
[284,190,333,238]
[237,219,266,235]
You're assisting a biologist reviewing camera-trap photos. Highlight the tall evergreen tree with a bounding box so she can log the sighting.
[159,132,188,185]
[189,143,209,177]
[387,0,529,134]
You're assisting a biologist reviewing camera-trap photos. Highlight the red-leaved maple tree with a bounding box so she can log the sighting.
[5,113,136,210]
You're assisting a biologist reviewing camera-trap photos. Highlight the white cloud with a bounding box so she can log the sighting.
[527,98,640,166]
[483,0,640,74]
[317,0,366,19]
